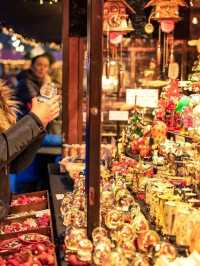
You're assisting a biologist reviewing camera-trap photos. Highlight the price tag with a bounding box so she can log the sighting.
[55,194,65,200]
[126,89,138,105]
[109,111,129,121]
[126,89,158,108]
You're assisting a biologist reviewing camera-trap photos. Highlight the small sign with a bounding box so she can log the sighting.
[109,111,129,121]
[55,194,65,200]
[126,89,138,105]
[126,89,158,108]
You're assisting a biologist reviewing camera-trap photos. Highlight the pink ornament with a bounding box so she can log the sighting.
[160,20,175,33]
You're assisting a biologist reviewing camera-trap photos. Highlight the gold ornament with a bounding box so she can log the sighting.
[144,23,154,34]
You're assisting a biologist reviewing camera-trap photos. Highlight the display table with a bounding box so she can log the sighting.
[48,164,74,266]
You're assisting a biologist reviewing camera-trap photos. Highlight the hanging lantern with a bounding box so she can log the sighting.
[103,0,135,34]
[103,0,135,96]
[145,0,187,77]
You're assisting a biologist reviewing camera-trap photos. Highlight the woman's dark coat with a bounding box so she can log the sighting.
[0,113,45,220]
[16,69,43,116]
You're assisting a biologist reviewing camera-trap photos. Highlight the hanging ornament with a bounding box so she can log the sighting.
[103,1,135,96]
[145,0,187,23]
[110,32,123,45]
[168,62,179,79]
[103,0,135,34]
[144,23,154,34]
[160,20,175,33]
[167,33,180,80]
[144,1,188,78]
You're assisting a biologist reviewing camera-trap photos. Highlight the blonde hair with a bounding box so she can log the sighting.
[0,80,18,133]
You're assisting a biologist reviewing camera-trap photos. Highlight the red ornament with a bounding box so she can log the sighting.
[68,254,90,266]
[160,20,175,33]
[139,145,151,158]
[110,32,123,45]
[137,137,149,149]
[166,101,176,111]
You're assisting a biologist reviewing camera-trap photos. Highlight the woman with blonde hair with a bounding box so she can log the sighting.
[0,80,60,220]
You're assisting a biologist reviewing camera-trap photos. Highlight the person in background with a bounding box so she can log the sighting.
[0,79,60,220]
[14,52,62,193]
[15,52,54,117]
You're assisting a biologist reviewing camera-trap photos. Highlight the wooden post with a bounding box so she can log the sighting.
[77,40,85,144]
[86,0,103,239]
[67,38,84,144]
[61,0,70,145]
[61,1,84,144]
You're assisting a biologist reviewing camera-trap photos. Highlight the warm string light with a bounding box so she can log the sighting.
[24,0,59,4]
[37,0,59,4]
[0,26,61,52]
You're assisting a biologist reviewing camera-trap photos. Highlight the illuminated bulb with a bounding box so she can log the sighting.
[192,17,199,25]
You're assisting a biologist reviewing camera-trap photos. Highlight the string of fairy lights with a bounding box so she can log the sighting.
[38,0,59,4]
[0,0,62,54]
[0,26,61,53]
[25,0,60,4]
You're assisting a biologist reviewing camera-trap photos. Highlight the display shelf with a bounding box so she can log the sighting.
[48,164,74,266]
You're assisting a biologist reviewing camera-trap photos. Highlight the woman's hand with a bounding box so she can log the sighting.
[31,96,60,127]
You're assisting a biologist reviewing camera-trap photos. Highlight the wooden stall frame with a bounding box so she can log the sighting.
[61,0,70,145]
[86,0,103,239]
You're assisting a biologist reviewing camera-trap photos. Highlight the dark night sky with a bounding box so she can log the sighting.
[0,0,191,43]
